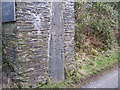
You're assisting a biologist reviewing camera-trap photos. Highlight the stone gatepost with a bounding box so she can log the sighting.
[49,2,65,82]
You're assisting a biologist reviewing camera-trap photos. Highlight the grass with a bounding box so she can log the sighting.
[38,49,119,88]
[81,50,119,76]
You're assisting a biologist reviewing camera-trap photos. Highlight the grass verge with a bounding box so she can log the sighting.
[38,49,119,88]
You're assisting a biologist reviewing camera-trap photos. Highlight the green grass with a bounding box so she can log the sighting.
[38,49,119,88]
[81,50,118,75]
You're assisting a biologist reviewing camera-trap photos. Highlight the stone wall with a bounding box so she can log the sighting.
[2,1,75,88]
[16,2,50,87]
[2,22,17,88]
[63,1,75,72]
[0,2,2,89]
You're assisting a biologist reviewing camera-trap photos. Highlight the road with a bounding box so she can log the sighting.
[82,68,119,88]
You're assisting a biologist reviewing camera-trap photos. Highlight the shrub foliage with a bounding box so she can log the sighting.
[75,2,118,55]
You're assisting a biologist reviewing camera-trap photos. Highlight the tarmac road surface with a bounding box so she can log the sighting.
[82,67,119,88]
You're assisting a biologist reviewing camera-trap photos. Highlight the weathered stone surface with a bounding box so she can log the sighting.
[15,2,51,87]
[0,2,2,89]
[2,22,17,88]
[63,2,76,71]
[49,2,64,82]
[2,1,75,88]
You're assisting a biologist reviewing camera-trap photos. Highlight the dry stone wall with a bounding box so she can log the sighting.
[2,1,75,88]
[63,2,75,72]
[16,2,50,87]
[2,22,17,88]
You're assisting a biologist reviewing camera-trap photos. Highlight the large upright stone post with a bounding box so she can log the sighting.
[49,2,64,82]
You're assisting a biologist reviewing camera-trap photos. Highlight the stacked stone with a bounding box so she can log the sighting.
[2,22,17,66]
[2,1,75,88]
[2,22,17,88]
[63,2,76,72]
[16,2,51,87]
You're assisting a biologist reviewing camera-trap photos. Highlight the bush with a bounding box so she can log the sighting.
[75,2,118,54]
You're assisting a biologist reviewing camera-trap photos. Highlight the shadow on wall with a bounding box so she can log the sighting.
[2,22,18,88]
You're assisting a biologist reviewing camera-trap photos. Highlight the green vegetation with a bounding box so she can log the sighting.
[74,2,118,78]
[38,49,119,88]
[77,49,119,76]
[75,2,118,54]
[74,2,119,87]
